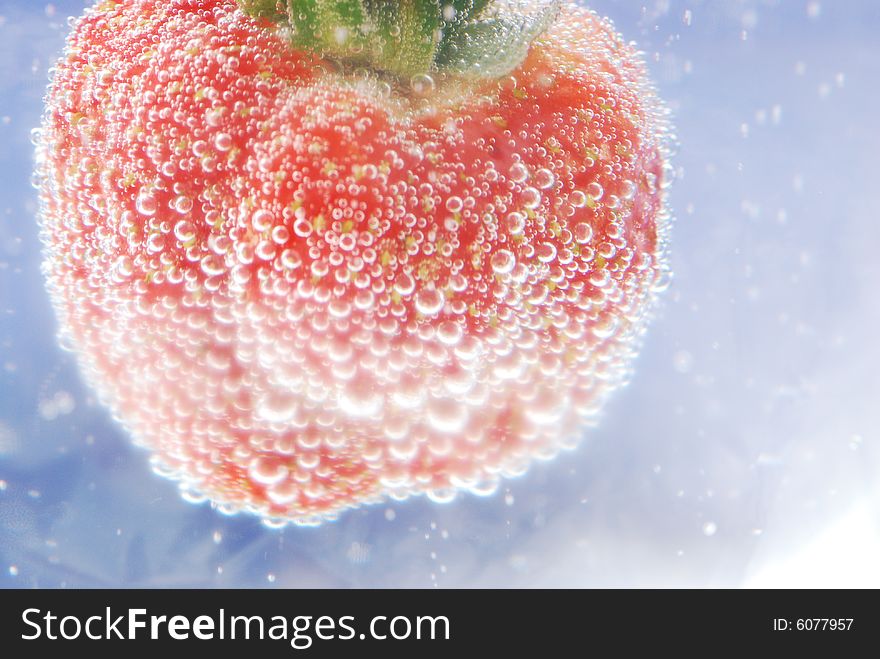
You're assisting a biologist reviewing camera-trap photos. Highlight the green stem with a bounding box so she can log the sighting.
[237,0,561,80]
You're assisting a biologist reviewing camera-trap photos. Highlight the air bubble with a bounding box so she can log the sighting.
[437,321,463,346]
[271,225,290,244]
[248,457,288,486]
[415,289,444,316]
[535,168,555,189]
[521,187,542,209]
[445,196,463,213]
[174,195,193,214]
[426,489,457,504]
[174,220,196,243]
[257,393,298,423]
[490,249,516,275]
[509,162,529,183]
[293,218,313,238]
[214,132,232,151]
[200,254,225,277]
[136,191,157,216]
[587,181,604,201]
[280,249,301,270]
[507,211,526,235]
[252,209,274,232]
[536,242,557,263]
[410,73,435,96]
[338,386,382,418]
[112,255,133,280]
[146,233,165,254]
[574,223,593,244]
[427,398,468,434]
[255,240,276,261]
[570,190,588,208]
[394,273,416,297]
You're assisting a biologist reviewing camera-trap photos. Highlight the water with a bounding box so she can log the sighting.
[1,0,879,587]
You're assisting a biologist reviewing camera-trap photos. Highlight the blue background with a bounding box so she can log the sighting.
[1,0,878,587]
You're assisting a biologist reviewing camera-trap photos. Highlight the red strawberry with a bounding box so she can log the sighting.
[36,0,672,525]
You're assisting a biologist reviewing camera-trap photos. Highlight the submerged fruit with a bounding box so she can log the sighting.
[35,0,673,525]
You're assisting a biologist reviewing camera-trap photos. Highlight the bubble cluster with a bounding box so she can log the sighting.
[35,0,673,524]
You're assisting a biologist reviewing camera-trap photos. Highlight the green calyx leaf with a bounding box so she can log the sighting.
[435,2,560,78]
[236,1,561,80]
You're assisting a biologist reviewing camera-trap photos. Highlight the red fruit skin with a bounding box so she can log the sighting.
[36,0,672,524]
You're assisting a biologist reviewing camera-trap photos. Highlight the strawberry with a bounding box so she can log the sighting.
[35,0,672,525]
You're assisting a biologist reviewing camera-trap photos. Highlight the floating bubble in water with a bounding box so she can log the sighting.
[509,162,529,183]
[490,249,517,275]
[574,223,594,244]
[535,168,556,189]
[414,289,445,316]
[587,181,604,201]
[252,209,274,232]
[136,191,157,216]
[410,73,435,97]
[521,186,542,209]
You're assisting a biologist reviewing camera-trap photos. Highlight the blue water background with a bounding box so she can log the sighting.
[1,0,878,587]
